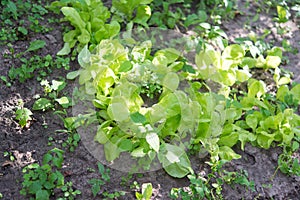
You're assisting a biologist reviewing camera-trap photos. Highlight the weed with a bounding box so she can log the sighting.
[20,148,79,200]
[88,162,126,198]
[15,99,33,128]
[4,151,15,161]
[277,141,300,176]
[33,79,71,111]
[57,182,81,200]
[136,183,153,200]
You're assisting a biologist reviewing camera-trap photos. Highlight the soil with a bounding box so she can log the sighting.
[1,0,300,199]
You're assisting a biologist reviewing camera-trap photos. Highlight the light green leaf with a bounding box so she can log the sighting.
[146,132,160,152]
[162,72,179,91]
[141,183,153,200]
[222,44,245,60]
[77,29,90,44]
[104,141,120,161]
[218,146,241,161]
[131,147,146,157]
[290,84,300,101]
[155,48,181,65]
[246,114,258,131]
[265,56,281,69]
[57,43,71,55]
[61,7,86,31]
[133,5,151,26]
[257,131,275,149]
[158,144,192,178]
[248,79,266,99]
[78,45,91,68]
[33,98,53,111]
[66,70,80,80]
[55,97,69,106]
[119,61,133,72]
[108,97,129,121]
[51,80,66,92]
[277,77,291,86]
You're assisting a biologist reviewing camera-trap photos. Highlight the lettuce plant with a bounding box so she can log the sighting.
[49,0,120,55]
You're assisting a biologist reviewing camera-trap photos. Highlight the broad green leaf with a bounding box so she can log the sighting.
[119,61,133,72]
[248,79,266,99]
[104,141,120,161]
[61,7,86,31]
[29,182,42,194]
[66,70,80,80]
[108,97,129,121]
[290,84,300,101]
[133,5,151,27]
[162,72,179,91]
[36,189,49,200]
[95,127,109,144]
[246,114,258,131]
[239,129,256,150]
[222,44,245,60]
[218,132,239,147]
[51,80,66,92]
[130,112,147,124]
[146,132,160,152]
[257,131,275,149]
[141,183,153,200]
[276,85,289,102]
[106,20,120,38]
[63,30,78,43]
[236,69,251,82]
[57,42,71,55]
[55,97,69,106]
[195,50,219,79]
[267,46,283,58]
[26,40,46,52]
[78,45,91,68]
[131,40,152,62]
[78,29,90,44]
[118,139,133,152]
[277,77,291,86]
[33,98,53,111]
[158,144,192,178]
[216,69,236,86]
[155,48,181,65]
[218,146,241,161]
[131,147,146,157]
[265,56,281,69]
[277,5,289,22]
[241,57,256,68]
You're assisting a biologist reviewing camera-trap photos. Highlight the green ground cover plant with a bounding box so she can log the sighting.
[20,148,81,200]
[2,0,300,199]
